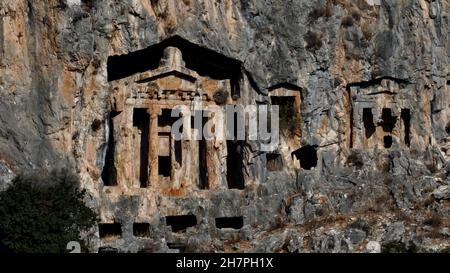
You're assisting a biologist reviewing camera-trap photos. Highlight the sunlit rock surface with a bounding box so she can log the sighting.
[0,0,448,253]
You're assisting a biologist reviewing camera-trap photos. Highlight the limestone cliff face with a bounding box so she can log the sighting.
[0,0,449,253]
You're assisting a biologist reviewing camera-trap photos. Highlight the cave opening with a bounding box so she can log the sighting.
[226,140,245,190]
[266,153,283,172]
[215,217,244,230]
[292,145,318,170]
[384,135,393,148]
[133,109,150,188]
[401,109,411,146]
[102,111,120,186]
[99,223,122,239]
[381,108,397,132]
[363,108,375,139]
[133,223,150,237]
[166,215,197,233]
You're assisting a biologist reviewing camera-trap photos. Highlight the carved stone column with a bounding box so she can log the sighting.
[148,107,160,189]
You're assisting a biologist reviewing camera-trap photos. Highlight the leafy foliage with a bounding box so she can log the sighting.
[308,5,332,20]
[341,15,355,28]
[0,171,98,253]
[213,89,229,105]
[81,0,96,9]
[347,150,364,169]
[304,31,323,52]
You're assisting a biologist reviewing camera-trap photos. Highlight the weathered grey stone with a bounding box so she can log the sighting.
[366,241,381,253]
[383,222,406,243]
[346,228,367,245]
[433,186,450,200]
[312,230,350,253]
[0,0,448,253]
[0,160,14,191]
[288,196,305,225]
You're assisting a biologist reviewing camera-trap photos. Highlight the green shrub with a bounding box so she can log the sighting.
[423,213,442,229]
[308,5,332,20]
[341,15,355,28]
[361,22,373,41]
[347,150,364,169]
[91,118,103,132]
[213,89,229,105]
[81,0,96,9]
[0,171,98,253]
[304,31,323,52]
[350,9,361,22]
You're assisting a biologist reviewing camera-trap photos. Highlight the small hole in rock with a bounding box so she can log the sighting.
[166,215,197,232]
[133,223,150,237]
[384,135,393,148]
[99,223,122,239]
[292,145,318,170]
[215,217,244,230]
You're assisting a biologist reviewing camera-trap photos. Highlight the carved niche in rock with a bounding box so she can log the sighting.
[350,79,413,150]
[107,42,246,195]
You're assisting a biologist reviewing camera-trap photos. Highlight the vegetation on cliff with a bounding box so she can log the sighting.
[0,171,98,253]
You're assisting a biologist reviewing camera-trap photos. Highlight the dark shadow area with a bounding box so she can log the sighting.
[363,108,376,139]
[107,36,242,97]
[381,108,397,132]
[244,70,264,95]
[98,223,122,239]
[102,111,120,186]
[384,135,393,148]
[198,139,208,189]
[133,223,150,237]
[175,140,182,166]
[158,156,171,177]
[158,109,178,128]
[133,109,150,188]
[401,109,411,146]
[292,145,318,170]
[166,215,197,233]
[215,217,244,229]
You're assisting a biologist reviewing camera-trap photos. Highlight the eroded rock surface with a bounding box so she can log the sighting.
[0,0,449,253]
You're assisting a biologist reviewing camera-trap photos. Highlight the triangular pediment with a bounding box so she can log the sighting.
[134,46,199,87]
[136,67,198,84]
